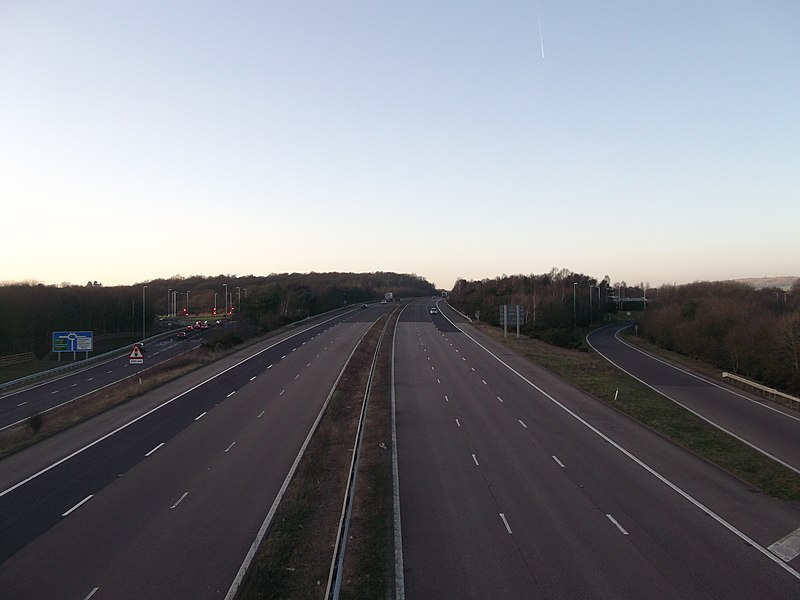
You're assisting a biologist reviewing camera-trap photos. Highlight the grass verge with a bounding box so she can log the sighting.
[235,315,386,600]
[474,322,800,501]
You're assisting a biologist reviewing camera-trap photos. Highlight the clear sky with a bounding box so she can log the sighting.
[2,1,798,290]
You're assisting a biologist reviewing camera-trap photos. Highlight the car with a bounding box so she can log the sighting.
[176,331,187,340]
[361,303,368,309]
[200,321,209,330]
[381,299,387,304]
[430,307,438,314]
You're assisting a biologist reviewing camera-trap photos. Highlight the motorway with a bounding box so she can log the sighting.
[0,305,389,599]
[587,323,800,475]
[0,329,211,430]
[394,301,800,598]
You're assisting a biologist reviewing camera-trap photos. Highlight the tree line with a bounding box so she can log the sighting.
[639,280,800,395]
[0,272,435,358]
[448,268,622,348]
[448,271,799,395]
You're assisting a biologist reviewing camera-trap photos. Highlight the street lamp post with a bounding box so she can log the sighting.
[142,285,147,341]
[168,288,172,318]
[185,291,190,316]
[589,284,593,326]
[214,292,218,315]
[573,282,577,328]
[224,284,228,316]
[236,287,241,313]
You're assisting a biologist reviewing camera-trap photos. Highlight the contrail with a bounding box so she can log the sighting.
[537,6,545,58]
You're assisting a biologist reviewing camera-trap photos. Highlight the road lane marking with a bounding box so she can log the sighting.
[250,376,257,381]
[307,362,311,367]
[769,526,800,562]
[456,419,461,427]
[497,396,504,403]
[226,391,236,398]
[431,366,435,371]
[439,309,800,582]
[552,455,565,468]
[444,395,449,402]
[481,379,487,385]
[436,379,441,384]
[17,402,27,407]
[499,513,513,534]
[267,364,273,369]
[171,492,189,509]
[50,390,59,394]
[292,348,296,352]
[472,454,479,466]
[518,419,528,428]
[71,383,78,387]
[63,495,93,517]
[83,587,100,600]
[145,442,165,457]
[295,374,300,379]
[471,367,475,371]
[257,410,265,418]
[87,377,94,382]
[281,355,287,359]
[107,370,113,373]
[195,411,207,421]
[606,514,629,535]
[225,441,236,453]
[280,390,285,396]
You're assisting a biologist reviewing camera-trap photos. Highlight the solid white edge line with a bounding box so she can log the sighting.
[145,442,165,457]
[518,419,528,428]
[606,513,629,535]
[391,304,408,600]
[224,324,369,600]
[472,454,479,466]
[456,419,461,427]
[225,441,236,453]
[499,513,513,534]
[62,494,93,517]
[613,327,800,424]
[257,410,265,418]
[250,376,256,381]
[552,455,565,468]
[194,411,207,421]
[226,391,236,398]
[439,309,800,581]
[0,309,355,498]
[586,326,800,477]
[497,396,504,402]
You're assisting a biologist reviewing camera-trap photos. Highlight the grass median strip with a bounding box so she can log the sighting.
[474,323,800,501]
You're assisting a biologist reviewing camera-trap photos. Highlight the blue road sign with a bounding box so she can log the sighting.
[52,331,94,353]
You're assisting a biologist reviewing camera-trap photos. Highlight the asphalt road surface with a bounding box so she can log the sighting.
[394,301,800,599]
[587,323,800,475]
[0,304,390,599]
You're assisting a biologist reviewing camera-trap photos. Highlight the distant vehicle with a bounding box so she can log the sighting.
[430,307,438,314]
[381,299,387,304]
[200,321,209,330]
[185,325,194,332]
[385,292,393,301]
[176,331,187,339]
[361,303,368,309]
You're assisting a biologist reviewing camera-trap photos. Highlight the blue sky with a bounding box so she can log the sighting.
[2,1,798,289]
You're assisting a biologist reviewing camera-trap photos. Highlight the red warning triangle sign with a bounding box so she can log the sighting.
[129,345,144,359]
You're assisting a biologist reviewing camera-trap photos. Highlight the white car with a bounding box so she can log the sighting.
[429,307,438,314]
